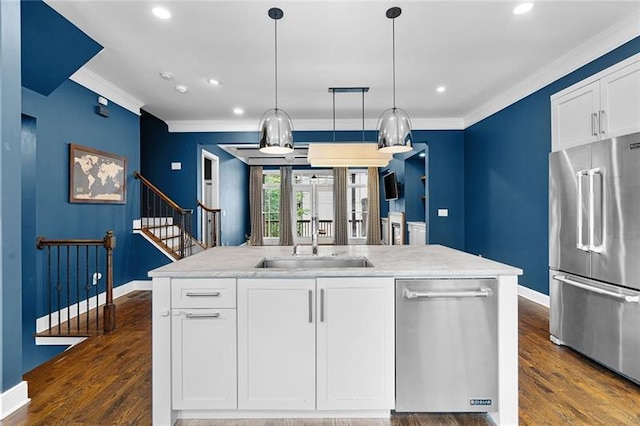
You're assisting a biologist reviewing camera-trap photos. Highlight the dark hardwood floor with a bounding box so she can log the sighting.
[4,291,640,425]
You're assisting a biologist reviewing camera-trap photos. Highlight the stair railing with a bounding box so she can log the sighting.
[134,171,194,259]
[197,200,221,248]
[36,230,116,335]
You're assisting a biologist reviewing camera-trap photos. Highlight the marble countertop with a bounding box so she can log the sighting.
[148,244,523,279]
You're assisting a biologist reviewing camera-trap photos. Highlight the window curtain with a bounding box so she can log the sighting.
[366,167,382,245]
[279,166,294,246]
[249,166,264,246]
[333,167,348,245]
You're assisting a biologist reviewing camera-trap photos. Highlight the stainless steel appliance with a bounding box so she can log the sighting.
[549,132,640,384]
[395,278,498,412]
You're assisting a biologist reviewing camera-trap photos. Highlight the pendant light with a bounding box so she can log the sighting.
[377,7,412,153]
[307,87,392,167]
[259,7,294,154]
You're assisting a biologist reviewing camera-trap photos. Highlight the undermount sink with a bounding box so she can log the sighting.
[255,256,374,269]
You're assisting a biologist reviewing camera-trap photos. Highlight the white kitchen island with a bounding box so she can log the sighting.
[149,244,522,426]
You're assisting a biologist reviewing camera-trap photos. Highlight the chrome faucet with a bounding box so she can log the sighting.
[311,214,319,255]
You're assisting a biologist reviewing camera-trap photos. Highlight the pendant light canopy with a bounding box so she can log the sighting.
[377,7,412,154]
[259,7,294,154]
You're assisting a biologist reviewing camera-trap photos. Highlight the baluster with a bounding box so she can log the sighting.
[85,245,90,333]
[76,245,80,332]
[95,245,99,332]
[56,246,61,333]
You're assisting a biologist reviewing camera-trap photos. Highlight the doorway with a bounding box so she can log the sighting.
[200,149,220,245]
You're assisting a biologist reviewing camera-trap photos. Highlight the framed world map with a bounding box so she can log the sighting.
[69,143,126,204]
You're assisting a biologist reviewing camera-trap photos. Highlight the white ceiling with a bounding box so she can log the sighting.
[47,1,640,132]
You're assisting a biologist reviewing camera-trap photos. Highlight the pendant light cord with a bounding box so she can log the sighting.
[332,90,336,142]
[392,17,396,109]
[274,18,278,110]
[362,89,365,142]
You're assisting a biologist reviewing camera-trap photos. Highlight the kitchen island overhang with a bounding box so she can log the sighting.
[150,244,522,426]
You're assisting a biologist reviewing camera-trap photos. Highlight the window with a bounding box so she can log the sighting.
[261,169,368,244]
[347,171,368,240]
[262,171,280,239]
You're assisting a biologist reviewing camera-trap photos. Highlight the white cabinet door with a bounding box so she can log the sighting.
[600,60,640,139]
[237,278,316,410]
[171,308,237,409]
[552,81,600,151]
[316,277,395,410]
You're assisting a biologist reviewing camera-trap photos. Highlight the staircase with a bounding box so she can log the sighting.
[134,172,219,261]
[133,216,204,260]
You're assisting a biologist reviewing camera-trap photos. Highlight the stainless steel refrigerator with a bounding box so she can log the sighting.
[549,132,640,384]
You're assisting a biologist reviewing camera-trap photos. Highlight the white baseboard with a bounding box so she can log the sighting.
[35,280,152,334]
[1,381,29,420]
[518,284,550,308]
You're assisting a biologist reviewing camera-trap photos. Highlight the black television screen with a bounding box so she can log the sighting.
[383,172,399,201]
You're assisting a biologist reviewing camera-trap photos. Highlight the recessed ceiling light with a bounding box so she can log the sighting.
[159,72,173,80]
[436,86,446,93]
[175,85,188,94]
[513,3,534,15]
[208,78,220,86]
[152,6,171,20]
[233,108,244,115]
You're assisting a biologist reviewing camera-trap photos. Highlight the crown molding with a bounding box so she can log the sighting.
[70,67,144,116]
[464,9,640,128]
[167,117,464,133]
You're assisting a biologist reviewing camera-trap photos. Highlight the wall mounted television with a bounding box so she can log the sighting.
[383,171,399,201]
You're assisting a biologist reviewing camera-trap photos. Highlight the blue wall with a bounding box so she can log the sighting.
[21,0,102,96]
[418,131,465,250]
[21,80,141,372]
[465,36,640,295]
[141,112,250,247]
[1,0,25,392]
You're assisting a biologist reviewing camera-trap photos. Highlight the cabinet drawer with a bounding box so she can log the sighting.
[172,278,236,308]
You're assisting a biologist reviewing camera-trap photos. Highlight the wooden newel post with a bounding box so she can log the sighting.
[103,230,116,333]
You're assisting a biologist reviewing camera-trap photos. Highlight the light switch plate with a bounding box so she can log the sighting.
[438,208,449,217]
[171,162,182,170]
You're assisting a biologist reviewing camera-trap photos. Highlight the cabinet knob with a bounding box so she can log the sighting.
[159,309,170,317]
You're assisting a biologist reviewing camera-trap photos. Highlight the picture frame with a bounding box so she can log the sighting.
[69,143,127,204]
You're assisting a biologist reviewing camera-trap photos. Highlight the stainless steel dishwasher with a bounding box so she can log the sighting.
[395,278,498,412]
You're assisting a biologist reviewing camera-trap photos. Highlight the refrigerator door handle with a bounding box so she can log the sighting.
[554,275,639,303]
[588,168,604,254]
[576,170,590,251]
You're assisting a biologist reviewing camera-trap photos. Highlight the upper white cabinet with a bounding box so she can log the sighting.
[316,277,394,410]
[551,55,640,152]
[237,278,316,410]
[551,81,600,150]
[599,61,640,139]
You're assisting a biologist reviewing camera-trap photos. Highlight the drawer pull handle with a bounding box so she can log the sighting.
[185,313,220,319]
[185,291,221,297]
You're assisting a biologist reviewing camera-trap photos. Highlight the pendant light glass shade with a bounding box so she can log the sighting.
[377,107,413,153]
[377,7,412,153]
[259,108,294,154]
[259,7,294,154]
